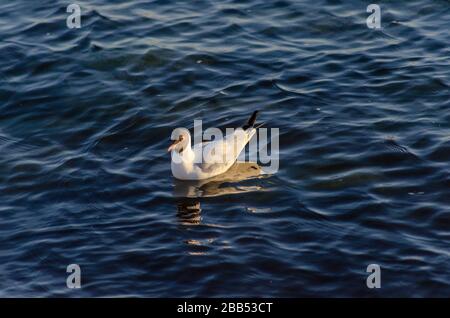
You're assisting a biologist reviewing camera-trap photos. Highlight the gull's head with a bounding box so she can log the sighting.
[168,128,190,153]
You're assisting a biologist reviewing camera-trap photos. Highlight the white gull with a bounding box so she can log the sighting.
[168,111,259,180]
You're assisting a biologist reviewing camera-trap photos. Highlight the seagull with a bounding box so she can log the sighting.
[168,111,260,180]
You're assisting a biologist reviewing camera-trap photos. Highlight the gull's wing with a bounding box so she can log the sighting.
[195,128,255,173]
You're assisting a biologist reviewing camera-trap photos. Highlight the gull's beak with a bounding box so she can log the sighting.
[168,139,181,152]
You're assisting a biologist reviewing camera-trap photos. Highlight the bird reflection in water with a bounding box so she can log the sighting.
[177,199,202,225]
[174,162,267,225]
[174,162,265,197]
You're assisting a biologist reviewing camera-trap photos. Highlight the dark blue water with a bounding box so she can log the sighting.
[0,0,449,297]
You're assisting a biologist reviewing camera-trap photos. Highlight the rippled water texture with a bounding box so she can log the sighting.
[0,0,449,297]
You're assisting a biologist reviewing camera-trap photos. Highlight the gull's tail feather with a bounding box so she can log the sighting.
[242,110,259,130]
[254,122,265,129]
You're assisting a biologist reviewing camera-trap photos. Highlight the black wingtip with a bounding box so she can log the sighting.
[243,110,259,130]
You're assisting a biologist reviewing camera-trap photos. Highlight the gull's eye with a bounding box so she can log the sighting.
[179,135,184,141]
